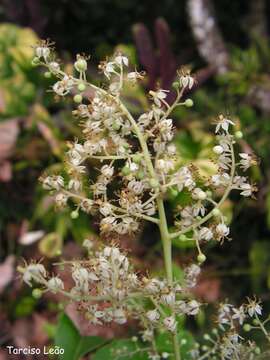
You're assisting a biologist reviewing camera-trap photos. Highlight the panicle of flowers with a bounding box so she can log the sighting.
[26,42,263,359]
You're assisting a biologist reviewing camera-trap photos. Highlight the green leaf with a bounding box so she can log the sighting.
[55,313,107,360]
[92,339,148,360]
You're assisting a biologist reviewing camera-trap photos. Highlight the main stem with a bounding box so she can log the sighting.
[157,198,181,360]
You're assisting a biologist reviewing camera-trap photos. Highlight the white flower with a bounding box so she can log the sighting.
[192,188,207,201]
[213,145,224,154]
[49,61,60,72]
[163,316,177,332]
[179,74,194,89]
[146,309,160,322]
[247,299,262,317]
[35,46,50,60]
[149,89,169,107]
[186,300,201,315]
[43,175,64,190]
[100,165,114,178]
[47,277,64,293]
[239,153,254,171]
[55,193,68,207]
[215,115,235,133]
[198,227,213,241]
[115,55,129,67]
[113,308,127,324]
[23,264,46,286]
[239,183,253,197]
[161,292,175,306]
[216,223,230,238]
[99,202,113,216]
[104,62,115,78]
[232,306,245,325]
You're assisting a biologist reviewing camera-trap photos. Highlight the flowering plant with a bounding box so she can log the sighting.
[18,41,270,360]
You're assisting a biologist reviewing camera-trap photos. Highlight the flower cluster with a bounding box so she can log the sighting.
[22,42,264,360]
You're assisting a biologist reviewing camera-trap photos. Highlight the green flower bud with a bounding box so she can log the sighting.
[212,208,221,217]
[254,347,261,355]
[184,98,194,107]
[71,210,79,219]
[133,153,143,164]
[32,288,43,299]
[235,131,243,139]
[243,324,251,332]
[44,71,52,78]
[73,94,82,103]
[74,58,87,72]
[77,83,86,92]
[149,178,159,188]
[197,253,206,264]
[112,121,121,131]
[172,81,179,89]
[122,166,131,176]
[179,234,187,241]
[136,170,145,180]
[31,57,40,66]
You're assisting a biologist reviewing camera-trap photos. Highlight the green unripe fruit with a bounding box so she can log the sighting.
[149,178,159,188]
[197,253,206,264]
[73,94,82,103]
[122,166,131,176]
[253,319,260,325]
[133,154,143,164]
[203,334,210,340]
[74,58,87,72]
[254,347,261,355]
[184,98,194,107]
[243,324,251,332]
[212,208,221,217]
[235,130,243,139]
[172,81,179,89]
[123,142,129,149]
[32,288,42,299]
[71,210,79,219]
[77,83,86,92]
[44,71,52,78]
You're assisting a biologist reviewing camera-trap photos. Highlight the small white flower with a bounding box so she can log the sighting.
[192,188,207,201]
[216,223,230,238]
[198,227,213,241]
[239,183,253,197]
[146,309,160,322]
[47,277,64,293]
[115,55,129,67]
[163,316,177,332]
[213,145,224,154]
[100,165,114,178]
[149,89,169,107]
[23,264,47,287]
[215,115,235,133]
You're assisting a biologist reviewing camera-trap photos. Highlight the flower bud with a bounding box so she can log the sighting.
[74,58,87,72]
[197,253,206,264]
[184,99,193,107]
[213,145,224,154]
[73,94,82,103]
[77,83,86,92]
